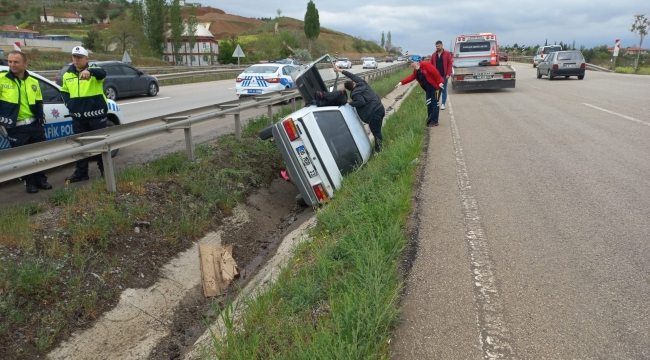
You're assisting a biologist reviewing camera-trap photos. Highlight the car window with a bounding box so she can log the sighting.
[282,66,293,75]
[121,65,139,76]
[545,46,562,53]
[557,52,583,61]
[546,53,555,61]
[107,66,125,76]
[37,78,63,103]
[459,41,491,52]
[313,110,362,176]
[244,66,279,74]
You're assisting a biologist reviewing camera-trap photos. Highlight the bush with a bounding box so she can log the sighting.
[293,48,312,62]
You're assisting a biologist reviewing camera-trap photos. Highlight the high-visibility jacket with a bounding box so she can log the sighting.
[60,64,108,119]
[0,71,44,128]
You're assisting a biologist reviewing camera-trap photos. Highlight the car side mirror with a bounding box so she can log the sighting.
[138,71,144,76]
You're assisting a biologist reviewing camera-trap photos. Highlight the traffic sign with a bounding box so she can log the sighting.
[232,44,245,65]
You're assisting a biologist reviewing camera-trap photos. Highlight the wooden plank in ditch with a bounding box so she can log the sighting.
[200,243,220,297]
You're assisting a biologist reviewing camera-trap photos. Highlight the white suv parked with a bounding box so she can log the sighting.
[533,45,562,67]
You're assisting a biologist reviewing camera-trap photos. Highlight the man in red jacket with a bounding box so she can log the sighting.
[431,40,453,110]
[395,55,445,127]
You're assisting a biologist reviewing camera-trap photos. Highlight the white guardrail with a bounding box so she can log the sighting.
[2,63,408,192]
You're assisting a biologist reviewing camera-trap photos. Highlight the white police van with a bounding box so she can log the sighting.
[0,67,125,151]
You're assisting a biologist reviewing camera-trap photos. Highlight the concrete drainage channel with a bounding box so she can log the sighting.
[46,83,417,360]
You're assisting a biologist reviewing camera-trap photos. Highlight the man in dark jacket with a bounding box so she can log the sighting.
[60,46,108,183]
[396,55,445,127]
[430,40,453,110]
[334,66,385,152]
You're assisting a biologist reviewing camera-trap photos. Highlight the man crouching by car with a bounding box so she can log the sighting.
[334,66,385,153]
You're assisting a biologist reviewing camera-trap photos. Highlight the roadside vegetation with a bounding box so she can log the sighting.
[614,66,650,75]
[0,67,410,358]
[205,68,423,359]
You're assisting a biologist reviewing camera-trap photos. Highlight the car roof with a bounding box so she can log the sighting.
[0,66,59,87]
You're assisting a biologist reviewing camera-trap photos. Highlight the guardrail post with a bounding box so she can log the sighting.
[101,150,117,192]
[74,135,116,192]
[234,113,241,140]
[164,116,195,161]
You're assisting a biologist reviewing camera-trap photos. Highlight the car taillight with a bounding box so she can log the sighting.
[282,118,299,141]
[266,77,281,83]
[553,64,559,70]
[313,184,328,202]
[504,74,512,79]
[456,76,464,81]
[236,77,243,82]
[580,63,585,69]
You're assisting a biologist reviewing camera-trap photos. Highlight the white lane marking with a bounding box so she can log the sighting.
[448,100,516,359]
[118,97,171,106]
[583,103,650,127]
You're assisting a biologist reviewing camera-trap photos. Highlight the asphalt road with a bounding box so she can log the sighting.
[0,63,393,207]
[392,64,650,358]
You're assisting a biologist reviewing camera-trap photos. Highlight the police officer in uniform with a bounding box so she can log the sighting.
[61,46,108,183]
[0,50,52,193]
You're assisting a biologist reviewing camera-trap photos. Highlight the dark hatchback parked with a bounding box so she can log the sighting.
[56,61,159,100]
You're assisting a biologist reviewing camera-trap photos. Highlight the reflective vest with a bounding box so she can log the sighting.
[0,71,44,128]
[60,64,108,119]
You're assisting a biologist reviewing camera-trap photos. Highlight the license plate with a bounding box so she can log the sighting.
[296,145,318,178]
[563,64,575,68]
[475,75,492,80]
[248,89,262,94]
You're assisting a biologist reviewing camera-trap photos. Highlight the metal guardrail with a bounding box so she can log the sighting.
[585,64,612,72]
[35,65,249,79]
[1,63,407,192]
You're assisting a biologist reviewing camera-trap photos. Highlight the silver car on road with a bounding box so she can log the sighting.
[536,50,586,80]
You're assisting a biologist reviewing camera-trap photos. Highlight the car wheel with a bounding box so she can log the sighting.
[147,82,159,96]
[258,125,273,140]
[537,69,542,79]
[106,118,119,157]
[295,193,307,207]
[578,75,585,80]
[533,63,537,68]
[105,86,118,100]
[547,70,554,80]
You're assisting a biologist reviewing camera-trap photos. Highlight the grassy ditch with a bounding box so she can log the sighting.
[0,107,297,359]
[613,66,650,75]
[206,71,427,359]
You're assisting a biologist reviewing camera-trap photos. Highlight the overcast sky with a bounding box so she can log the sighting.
[201,0,648,55]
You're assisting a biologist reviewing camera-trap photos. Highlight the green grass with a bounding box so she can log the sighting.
[614,66,650,75]
[206,72,428,359]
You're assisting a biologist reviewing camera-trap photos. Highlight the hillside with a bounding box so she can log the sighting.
[192,7,387,58]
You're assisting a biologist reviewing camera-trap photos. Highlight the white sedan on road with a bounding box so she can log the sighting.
[235,64,299,98]
[0,66,125,151]
[335,58,352,69]
[362,57,378,69]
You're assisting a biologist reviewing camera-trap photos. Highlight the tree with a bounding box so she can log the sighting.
[107,18,140,55]
[253,31,283,61]
[82,29,103,52]
[380,31,385,48]
[303,0,320,52]
[169,0,184,64]
[14,10,21,20]
[276,9,282,19]
[218,36,240,64]
[186,6,199,63]
[631,14,649,73]
[144,0,166,58]
[386,31,392,52]
[94,0,109,22]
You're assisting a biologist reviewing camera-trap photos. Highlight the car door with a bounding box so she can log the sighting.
[105,64,130,97]
[542,53,555,73]
[121,65,147,95]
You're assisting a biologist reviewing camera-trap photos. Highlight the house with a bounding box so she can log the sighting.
[607,46,648,55]
[40,12,84,24]
[163,23,219,66]
[0,26,39,39]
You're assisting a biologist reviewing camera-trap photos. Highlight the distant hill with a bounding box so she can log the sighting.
[194,7,387,59]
